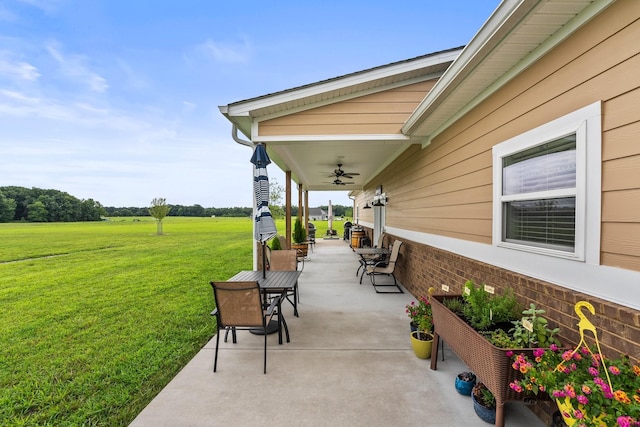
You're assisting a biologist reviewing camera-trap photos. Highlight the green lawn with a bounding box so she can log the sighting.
[0,217,254,426]
[0,216,346,426]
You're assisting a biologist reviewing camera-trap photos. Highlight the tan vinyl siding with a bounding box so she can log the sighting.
[259,80,436,136]
[374,1,640,270]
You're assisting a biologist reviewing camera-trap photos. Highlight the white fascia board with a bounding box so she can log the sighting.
[253,134,411,143]
[225,50,462,117]
[385,225,640,311]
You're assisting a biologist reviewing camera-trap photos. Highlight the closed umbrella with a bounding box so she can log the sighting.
[250,143,277,277]
[328,199,333,234]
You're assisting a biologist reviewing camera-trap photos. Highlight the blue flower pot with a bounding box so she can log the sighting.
[472,390,496,424]
[455,373,476,396]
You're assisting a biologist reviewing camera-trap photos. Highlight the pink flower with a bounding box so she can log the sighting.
[581,385,592,394]
[577,394,589,405]
[588,366,599,376]
[563,351,573,361]
[550,343,559,351]
[609,365,621,375]
[506,350,513,357]
[617,416,633,427]
[533,348,545,358]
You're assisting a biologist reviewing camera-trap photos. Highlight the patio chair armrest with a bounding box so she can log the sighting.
[265,295,280,316]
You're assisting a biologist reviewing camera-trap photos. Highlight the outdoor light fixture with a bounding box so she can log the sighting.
[363,202,372,209]
[372,193,388,207]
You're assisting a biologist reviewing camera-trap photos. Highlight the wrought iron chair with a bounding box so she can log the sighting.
[268,249,299,317]
[364,240,404,293]
[210,281,285,374]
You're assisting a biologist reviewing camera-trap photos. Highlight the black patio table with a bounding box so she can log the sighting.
[228,270,302,344]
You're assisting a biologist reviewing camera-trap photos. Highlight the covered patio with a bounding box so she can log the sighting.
[130,238,544,427]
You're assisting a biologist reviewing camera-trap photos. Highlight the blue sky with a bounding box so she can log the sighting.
[0,0,500,208]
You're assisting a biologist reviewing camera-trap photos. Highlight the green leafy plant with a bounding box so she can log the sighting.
[510,303,561,348]
[405,296,432,326]
[443,297,465,315]
[270,235,282,250]
[461,280,521,331]
[473,382,496,409]
[510,345,640,426]
[485,328,519,349]
[292,217,306,244]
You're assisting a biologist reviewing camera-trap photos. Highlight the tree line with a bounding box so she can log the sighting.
[0,186,104,223]
[0,186,352,223]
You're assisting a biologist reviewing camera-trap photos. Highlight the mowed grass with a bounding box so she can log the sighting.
[0,217,255,426]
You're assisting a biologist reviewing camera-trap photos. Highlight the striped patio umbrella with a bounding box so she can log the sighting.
[250,144,277,276]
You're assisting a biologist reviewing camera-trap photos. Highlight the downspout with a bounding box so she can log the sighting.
[232,124,259,270]
[232,124,254,148]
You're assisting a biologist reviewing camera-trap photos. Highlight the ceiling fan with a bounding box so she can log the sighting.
[324,178,354,186]
[328,163,360,179]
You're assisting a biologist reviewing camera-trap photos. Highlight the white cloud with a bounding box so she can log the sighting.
[46,41,108,92]
[0,52,40,80]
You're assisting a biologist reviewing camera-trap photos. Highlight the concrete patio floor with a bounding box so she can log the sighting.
[130,238,546,427]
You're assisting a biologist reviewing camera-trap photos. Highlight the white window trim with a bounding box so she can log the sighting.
[492,102,601,264]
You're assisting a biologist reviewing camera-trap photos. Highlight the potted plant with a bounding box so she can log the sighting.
[405,296,432,333]
[510,344,640,426]
[270,235,282,250]
[291,217,308,257]
[410,314,434,359]
[472,382,496,424]
[455,371,477,396]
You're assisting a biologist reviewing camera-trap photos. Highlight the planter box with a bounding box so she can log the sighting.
[430,295,538,427]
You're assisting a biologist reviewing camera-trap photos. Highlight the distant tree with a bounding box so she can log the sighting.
[27,200,48,222]
[149,198,171,235]
[0,191,16,222]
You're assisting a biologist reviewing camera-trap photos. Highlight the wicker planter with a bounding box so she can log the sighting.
[430,295,539,427]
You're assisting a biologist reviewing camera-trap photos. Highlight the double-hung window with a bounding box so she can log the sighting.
[493,102,601,261]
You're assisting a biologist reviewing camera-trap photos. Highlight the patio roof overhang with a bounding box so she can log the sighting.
[219,48,462,195]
